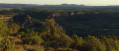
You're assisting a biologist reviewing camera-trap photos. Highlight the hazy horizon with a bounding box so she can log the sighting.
[0,0,119,6]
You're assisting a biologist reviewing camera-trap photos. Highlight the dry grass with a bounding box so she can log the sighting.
[55,48,78,51]
[24,45,45,51]
[15,45,25,51]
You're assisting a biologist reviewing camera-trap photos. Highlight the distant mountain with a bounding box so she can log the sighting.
[0,3,119,10]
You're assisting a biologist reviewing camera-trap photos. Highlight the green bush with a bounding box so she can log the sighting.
[8,23,20,34]
[0,38,15,51]
[22,30,43,45]
[71,34,84,50]
[82,36,106,51]
[53,34,73,48]
[102,36,119,51]
[0,20,8,36]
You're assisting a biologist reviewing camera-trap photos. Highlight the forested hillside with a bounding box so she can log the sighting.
[1,9,119,36]
[0,9,119,51]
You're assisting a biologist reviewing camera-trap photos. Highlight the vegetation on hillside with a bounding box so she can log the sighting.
[0,9,119,51]
[0,18,119,51]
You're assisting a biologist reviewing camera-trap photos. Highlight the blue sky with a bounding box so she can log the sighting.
[0,0,119,6]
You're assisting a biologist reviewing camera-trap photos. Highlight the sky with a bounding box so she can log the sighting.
[0,0,119,6]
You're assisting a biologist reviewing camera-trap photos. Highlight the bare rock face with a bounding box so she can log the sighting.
[50,11,83,18]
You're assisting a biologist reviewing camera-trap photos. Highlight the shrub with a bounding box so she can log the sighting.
[82,35,106,51]
[0,38,15,51]
[22,30,43,45]
[8,23,20,34]
[53,34,73,48]
[0,20,8,36]
[102,36,119,51]
[71,34,84,50]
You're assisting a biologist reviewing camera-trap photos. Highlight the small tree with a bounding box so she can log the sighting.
[40,18,64,42]
[40,18,73,48]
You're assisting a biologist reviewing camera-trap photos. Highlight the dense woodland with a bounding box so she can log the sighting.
[0,9,119,51]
